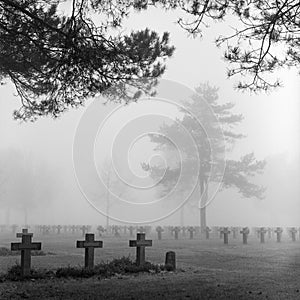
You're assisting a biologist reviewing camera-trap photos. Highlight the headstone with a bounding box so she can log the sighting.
[267,227,273,239]
[221,227,230,244]
[76,233,103,268]
[258,227,267,243]
[114,226,120,237]
[205,226,211,239]
[274,227,283,243]
[289,227,297,242]
[188,227,196,240]
[172,227,180,240]
[11,229,42,277]
[129,233,152,266]
[165,251,176,270]
[156,226,164,240]
[240,227,250,244]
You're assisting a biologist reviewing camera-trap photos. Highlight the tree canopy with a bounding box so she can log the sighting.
[142,83,265,226]
[0,0,174,121]
[1,0,299,120]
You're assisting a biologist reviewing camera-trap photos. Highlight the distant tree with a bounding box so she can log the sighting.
[98,0,300,91]
[0,149,58,224]
[0,0,174,121]
[143,83,265,229]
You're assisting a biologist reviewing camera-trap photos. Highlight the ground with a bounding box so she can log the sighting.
[0,231,299,299]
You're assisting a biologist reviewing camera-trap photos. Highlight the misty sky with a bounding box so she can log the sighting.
[0,6,299,226]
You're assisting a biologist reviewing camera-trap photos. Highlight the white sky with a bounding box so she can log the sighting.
[0,5,299,226]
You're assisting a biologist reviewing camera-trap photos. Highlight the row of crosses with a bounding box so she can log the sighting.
[11,229,152,277]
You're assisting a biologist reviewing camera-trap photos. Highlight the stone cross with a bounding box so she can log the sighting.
[205,226,211,239]
[231,227,238,239]
[11,229,42,277]
[97,225,105,236]
[56,225,62,234]
[289,227,297,242]
[80,225,89,237]
[156,226,164,240]
[258,227,267,243]
[221,227,230,244]
[129,233,152,266]
[187,227,195,240]
[240,227,250,244]
[76,233,103,268]
[267,227,273,239]
[172,227,180,240]
[274,227,283,243]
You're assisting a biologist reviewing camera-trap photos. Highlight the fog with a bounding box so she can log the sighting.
[0,7,299,228]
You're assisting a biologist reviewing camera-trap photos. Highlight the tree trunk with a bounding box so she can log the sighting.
[199,176,208,232]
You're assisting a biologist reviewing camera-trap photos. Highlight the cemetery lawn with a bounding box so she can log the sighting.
[0,234,300,299]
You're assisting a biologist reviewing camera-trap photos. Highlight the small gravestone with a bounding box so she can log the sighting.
[188,227,195,240]
[165,251,176,270]
[129,233,152,266]
[156,226,164,240]
[289,227,297,242]
[218,227,224,239]
[76,233,103,268]
[11,229,42,277]
[258,227,267,243]
[240,227,250,244]
[172,227,180,240]
[221,227,230,244]
[205,226,211,239]
[274,227,283,243]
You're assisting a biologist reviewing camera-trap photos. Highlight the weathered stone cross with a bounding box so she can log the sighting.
[258,227,267,243]
[205,226,211,239]
[240,227,250,244]
[129,233,152,266]
[76,233,103,268]
[172,227,180,240]
[274,227,283,243]
[289,227,297,242]
[156,226,164,240]
[188,227,195,240]
[221,227,230,244]
[11,229,42,277]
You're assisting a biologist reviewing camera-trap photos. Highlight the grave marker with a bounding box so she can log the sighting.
[274,227,283,243]
[221,227,230,244]
[240,227,250,244]
[188,227,196,240]
[172,227,180,240]
[129,233,152,266]
[11,229,42,277]
[80,225,89,237]
[289,227,297,242]
[76,233,103,268]
[258,227,267,243]
[156,226,164,240]
[205,226,211,239]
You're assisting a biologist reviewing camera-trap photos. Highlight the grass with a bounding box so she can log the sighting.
[1,256,171,281]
